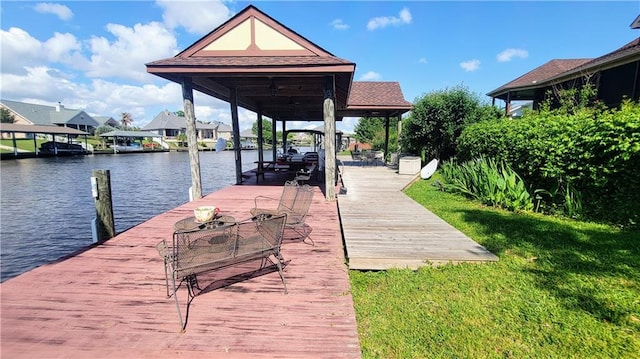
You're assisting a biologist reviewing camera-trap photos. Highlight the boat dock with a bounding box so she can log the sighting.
[1,159,497,358]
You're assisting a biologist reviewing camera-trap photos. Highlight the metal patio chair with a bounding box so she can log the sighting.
[250,180,314,245]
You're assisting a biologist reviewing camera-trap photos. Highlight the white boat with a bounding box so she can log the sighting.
[113,144,144,153]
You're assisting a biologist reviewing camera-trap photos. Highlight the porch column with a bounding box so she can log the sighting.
[397,115,402,155]
[257,110,264,164]
[271,117,277,160]
[182,77,202,200]
[282,121,287,153]
[505,92,511,116]
[229,87,243,184]
[384,114,390,164]
[323,76,336,201]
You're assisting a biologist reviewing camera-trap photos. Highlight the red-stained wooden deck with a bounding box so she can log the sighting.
[0,184,361,358]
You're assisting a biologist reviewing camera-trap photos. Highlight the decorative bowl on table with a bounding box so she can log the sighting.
[193,206,219,223]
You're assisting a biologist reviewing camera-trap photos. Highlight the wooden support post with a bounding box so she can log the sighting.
[182,77,203,199]
[91,169,115,242]
[257,111,264,164]
[323,76,336,201]
[271,117,277,161]
[397,115,402,155]
[384,115,390,164]
[229,87,243,184]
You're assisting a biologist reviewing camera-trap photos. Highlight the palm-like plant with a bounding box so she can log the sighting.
[120,112,133,129]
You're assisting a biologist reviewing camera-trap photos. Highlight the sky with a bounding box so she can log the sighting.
[1,1,639,134]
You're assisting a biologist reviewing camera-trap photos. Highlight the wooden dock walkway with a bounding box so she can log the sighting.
[0,185,361,358]
[337,155,498,270]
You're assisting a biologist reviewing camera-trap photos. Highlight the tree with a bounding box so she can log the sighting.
[402,85,501,162]
[353,116,399,153]
[1,108,15,123]
[252,118,273,143]
[120,112,133,129]
[175,110,185,117]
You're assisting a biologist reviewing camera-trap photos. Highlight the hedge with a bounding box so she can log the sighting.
[457,100,640,227]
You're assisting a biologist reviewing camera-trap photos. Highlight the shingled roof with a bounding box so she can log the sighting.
[341,82,413,117]
[487,36,640,100]
[487,59,592,97]
[147,5,411,121]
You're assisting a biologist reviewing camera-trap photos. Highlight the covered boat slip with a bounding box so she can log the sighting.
[145,5,413,201]
[0,123,90,158]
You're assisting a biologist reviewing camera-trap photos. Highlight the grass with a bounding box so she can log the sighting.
[350,174,639,358]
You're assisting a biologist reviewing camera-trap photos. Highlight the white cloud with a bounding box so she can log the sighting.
[156,0,232,35]
[330,19,349,30]
[418,57,427,64]
[460,59,480,72]
[85,22,178,82]
[1,28,44,73]
[496,48,529,62]
[358,71,382,81]
[34,3,73,20]
[0,27,83,74]
[367,7,412,31]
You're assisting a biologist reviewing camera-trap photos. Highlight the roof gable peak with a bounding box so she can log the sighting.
[179,5,334,58]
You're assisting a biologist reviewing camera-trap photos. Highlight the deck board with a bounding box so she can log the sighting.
[1,184,361,358]
[337,155,498,270]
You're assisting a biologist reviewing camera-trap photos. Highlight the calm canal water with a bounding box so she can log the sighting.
[0,150,271,282]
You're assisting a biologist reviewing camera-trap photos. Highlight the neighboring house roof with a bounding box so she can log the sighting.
[94,116,119,127]
[487,59,592,97]
[549,37,640,83]
[240,129,257,138]
[217,123,232,132]
[99,130,162,138]
[142,110,221,131]
[631,14,640,29]
[142,110,187,130]
[488,36,640,100]
[0,99,100,127]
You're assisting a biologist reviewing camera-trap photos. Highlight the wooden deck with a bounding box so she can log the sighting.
[0,185,361,358]
[1,157,499,357]
[337,155,498,270]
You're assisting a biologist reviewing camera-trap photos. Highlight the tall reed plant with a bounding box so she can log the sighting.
[439,157,533,211]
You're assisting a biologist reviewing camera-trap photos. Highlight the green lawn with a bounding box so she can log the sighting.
[350,175,639,358]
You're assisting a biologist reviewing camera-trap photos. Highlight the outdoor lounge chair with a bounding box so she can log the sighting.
[250,180,314,245]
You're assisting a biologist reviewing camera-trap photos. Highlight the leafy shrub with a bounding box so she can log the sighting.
[402,85,502,162]
[439,156,533,212]
[457,100,640,227]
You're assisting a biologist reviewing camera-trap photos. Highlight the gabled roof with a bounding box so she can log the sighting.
[217,123,232,132]
[94,116,119,127]
[631,14,640,29]
[142,110,189,130]
[549,37,640,82]
[0,99,99,127]
[342,82,414,117]
[240,129,257,138]
[142,110,223,131]
[146,5,355,121]
[487,59,591,97]
[488,36,640,99]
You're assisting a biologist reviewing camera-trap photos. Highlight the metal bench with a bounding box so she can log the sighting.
[156,213,287,331]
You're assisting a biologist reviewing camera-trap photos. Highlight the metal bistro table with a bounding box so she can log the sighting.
[173,215,236,233]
